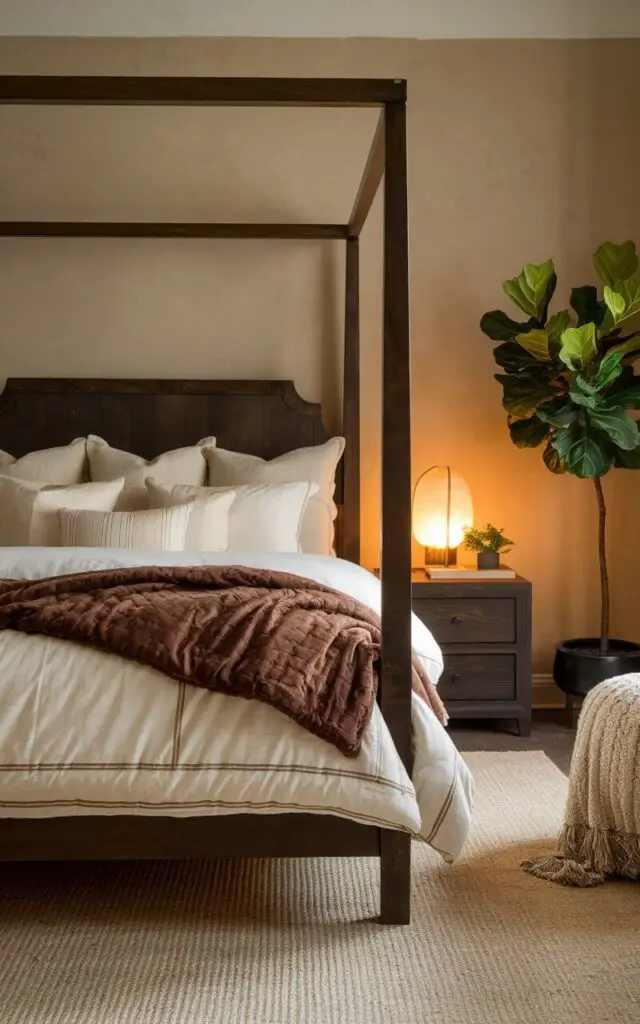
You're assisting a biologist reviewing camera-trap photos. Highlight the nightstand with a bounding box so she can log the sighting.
[411,569,532,736]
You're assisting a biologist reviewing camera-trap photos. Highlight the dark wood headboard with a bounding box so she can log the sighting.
[0,377,350,557]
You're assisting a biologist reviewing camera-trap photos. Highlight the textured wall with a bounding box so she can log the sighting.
[1,1,639,39]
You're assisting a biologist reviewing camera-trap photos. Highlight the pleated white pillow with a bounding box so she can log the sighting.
[203,438,344,555]
[0,438,87,484]
[58,504,191,551]
[87,435,216,511]
[146,479,317,553]
[0,477,125,546]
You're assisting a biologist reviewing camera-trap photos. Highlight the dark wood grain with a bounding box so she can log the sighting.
[378,100,413,923]
[342,237,361,563]
[411,572,532,735]
[0,377,328,460]
[348,109,385,237]
[438,654,516,702]
[411,597,516,644]
[0,814,378,861]
[380,100,412,775]
[380,830,411,925]
[0,222,349,240]
[0,76,405,107]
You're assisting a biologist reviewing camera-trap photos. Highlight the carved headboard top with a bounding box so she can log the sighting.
[0,376,343,501]
[0,377,325,453]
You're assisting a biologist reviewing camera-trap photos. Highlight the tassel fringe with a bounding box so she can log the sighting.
[523,823,640,887]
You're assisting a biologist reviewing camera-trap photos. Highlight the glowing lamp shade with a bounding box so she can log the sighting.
[412,466,473,566]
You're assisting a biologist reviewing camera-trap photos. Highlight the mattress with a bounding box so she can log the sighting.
[0,549,473,861]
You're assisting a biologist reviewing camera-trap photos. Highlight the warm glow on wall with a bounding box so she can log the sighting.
[412,466,473,565]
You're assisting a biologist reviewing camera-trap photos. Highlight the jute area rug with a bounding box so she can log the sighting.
[1,752,638,1024]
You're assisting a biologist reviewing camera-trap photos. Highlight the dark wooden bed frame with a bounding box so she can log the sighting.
[0,77,414,924]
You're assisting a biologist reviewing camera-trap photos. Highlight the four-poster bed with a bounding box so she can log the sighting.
[0,76,415,923]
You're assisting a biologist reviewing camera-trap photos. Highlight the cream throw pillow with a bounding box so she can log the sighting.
[203,438,344,555]
[0,438,87,484]
[87,435,216,511]
[59,504,191,551]
[146,479,317,553]
[0,477,125,546]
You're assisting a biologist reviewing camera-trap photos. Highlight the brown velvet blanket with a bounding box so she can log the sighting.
[0,565,445,757]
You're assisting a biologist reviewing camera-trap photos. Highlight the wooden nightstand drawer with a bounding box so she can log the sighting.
[438,654,516,702]
[412,597,516,644]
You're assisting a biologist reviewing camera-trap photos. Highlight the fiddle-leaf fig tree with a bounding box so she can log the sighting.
[480,242,640,653]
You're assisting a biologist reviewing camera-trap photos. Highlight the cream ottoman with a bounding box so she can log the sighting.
[524,674,640,886]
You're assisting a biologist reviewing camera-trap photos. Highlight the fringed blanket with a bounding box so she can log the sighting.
[523,674,640,886]
[0,565,446,758]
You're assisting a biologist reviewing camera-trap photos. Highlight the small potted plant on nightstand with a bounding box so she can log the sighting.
[463,524,513,570]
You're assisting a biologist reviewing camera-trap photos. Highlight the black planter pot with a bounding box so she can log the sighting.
[553,638,640,698]
[477,551,499,570]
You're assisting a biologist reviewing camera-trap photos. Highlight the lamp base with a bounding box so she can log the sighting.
[424,546,458,567]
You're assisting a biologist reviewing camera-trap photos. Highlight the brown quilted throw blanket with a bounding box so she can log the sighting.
[0,565,445,757]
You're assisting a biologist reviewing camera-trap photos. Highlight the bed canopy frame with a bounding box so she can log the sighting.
[0,76,414,924]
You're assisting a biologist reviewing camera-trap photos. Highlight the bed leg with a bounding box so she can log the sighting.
[379,830,411,925]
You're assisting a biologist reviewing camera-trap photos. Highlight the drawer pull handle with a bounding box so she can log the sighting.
[450,615,464,625]
[450,672,462,684]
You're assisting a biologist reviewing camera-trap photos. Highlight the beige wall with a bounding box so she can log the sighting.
[2,2,639,40]
[0,37,639,668]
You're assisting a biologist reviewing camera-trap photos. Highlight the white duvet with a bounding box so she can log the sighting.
[0,549,473,861]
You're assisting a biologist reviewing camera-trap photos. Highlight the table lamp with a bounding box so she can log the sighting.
[412,465,473,566]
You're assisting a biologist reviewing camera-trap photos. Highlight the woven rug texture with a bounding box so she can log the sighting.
[1,751,638,1024]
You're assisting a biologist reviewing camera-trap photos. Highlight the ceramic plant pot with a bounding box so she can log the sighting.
[553,638,640,697]
[477,551,499,570]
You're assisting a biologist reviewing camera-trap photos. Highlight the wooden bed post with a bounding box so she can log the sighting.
[379,92,412,925]
[342,237,361,564]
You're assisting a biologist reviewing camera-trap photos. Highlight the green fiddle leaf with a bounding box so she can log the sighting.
[575,351,624,396]
[603,267,640,333]
[586,407,639,451]
[570,286,606,328]
[603,286,626,323]
[516,328,550,361]
[591,350,624,391]
[551,421,613,479]
[569,376,598,409]
[542,441,567,474]
[593,240,639,288]
[480,310,536,342]
[536,398,580,428]
[503,259,555,320]
[547,310,572,344]
[495,373,558,420]
[558,323,597,370]
[508,414,549,448]
[539,271,558,324]
[493,341,542,373]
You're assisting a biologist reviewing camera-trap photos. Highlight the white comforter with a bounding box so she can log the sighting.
[0,549,473,861]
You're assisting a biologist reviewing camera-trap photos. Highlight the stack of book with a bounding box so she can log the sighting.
[425,564,516,580]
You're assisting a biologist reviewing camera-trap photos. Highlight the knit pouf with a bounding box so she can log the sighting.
[523,674,640,886]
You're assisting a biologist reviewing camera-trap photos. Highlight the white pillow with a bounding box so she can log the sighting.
[203,438,344,555]
[146,479,317,553]
[0,438,87,484]
[87,435,216,511]
[0,477,125,546]
[58,504,191,551]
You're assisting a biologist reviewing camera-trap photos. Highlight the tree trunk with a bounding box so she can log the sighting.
[594,477,609,654]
